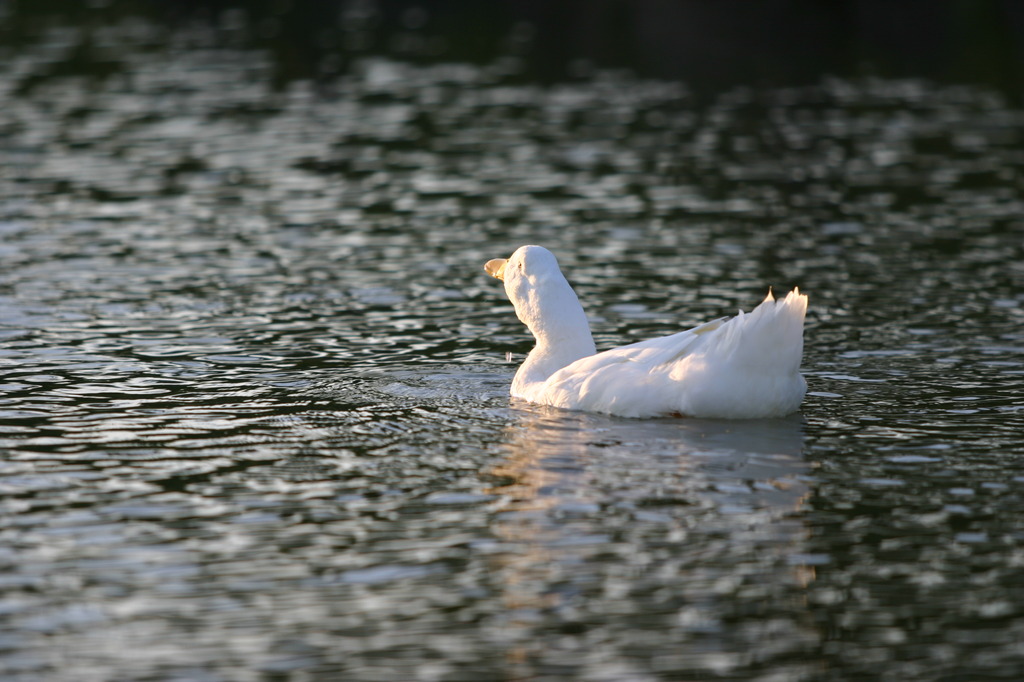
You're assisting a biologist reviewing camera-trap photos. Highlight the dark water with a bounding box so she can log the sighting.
[2,16,1024,682]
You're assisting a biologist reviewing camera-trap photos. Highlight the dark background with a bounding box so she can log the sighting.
[4,0,1024,96]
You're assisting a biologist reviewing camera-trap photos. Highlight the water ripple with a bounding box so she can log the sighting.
[0,16,1023,682]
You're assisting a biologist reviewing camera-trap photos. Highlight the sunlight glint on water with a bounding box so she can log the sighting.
[0,19,1023,682]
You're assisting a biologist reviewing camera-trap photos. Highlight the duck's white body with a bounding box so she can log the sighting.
[485,245,807,419]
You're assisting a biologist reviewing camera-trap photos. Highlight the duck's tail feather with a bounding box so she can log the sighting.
[714,287,807,373]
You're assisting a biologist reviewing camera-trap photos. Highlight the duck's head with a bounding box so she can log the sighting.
[484,245,592,346]
[485,245,562,314]
[485,244,559,285]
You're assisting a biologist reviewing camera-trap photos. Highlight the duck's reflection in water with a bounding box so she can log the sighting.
[486,406,820,679]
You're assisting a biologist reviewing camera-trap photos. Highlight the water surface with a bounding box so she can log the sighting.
[1,19,1024,682]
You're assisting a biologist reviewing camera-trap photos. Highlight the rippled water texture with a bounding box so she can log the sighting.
[2,19,1024,682]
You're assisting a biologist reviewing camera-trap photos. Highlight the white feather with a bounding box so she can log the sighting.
[487,245,808,419]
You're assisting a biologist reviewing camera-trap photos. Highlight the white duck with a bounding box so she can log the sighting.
[485,245,808,419]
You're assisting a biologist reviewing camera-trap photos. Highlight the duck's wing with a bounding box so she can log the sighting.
[607,316,729,366]
[533,317,730,416]
[545,316,727,379]
[611,288,808,373]
[535,290,808,418]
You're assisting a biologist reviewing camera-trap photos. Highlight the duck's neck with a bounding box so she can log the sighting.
[511,277,596,397]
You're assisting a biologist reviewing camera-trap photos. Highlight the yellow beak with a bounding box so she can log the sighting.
[484,258,507,281]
